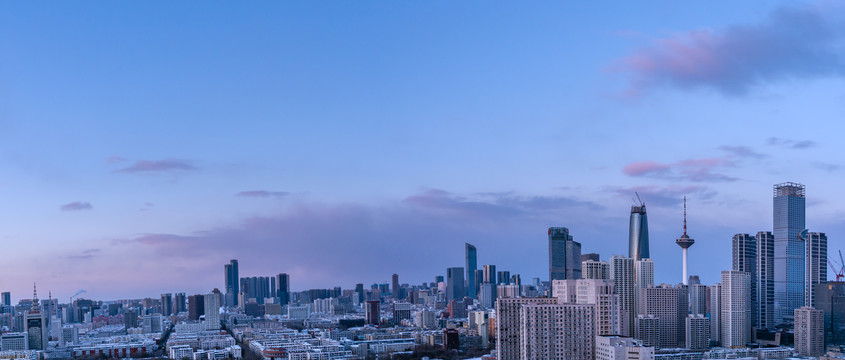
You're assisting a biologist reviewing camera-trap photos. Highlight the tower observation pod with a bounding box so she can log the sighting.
[676,197,695,285]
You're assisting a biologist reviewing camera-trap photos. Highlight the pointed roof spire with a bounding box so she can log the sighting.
[31,283,40,311]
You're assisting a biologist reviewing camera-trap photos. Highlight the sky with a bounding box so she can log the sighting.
[1,1,844,301]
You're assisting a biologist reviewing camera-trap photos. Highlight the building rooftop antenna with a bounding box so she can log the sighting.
[683,196,687,236]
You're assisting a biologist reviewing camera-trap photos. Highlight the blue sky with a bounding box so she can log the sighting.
[1,1,844,300]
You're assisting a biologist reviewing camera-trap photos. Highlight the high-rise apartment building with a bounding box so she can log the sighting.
[721,270,751,347]
[756,231,775,329]
[794,306,824,357]
[224,259,239,307]
[549,227,581,284]
[496,297,558,360]
[203,292,220,330]
[187,294,204,321]
[1,292,10,307]
[635,314,659,348]
[685,314,710,350]
[640,284,687,348]
[773,182,805,325]
[583,260,610,280]
[520,302,595,360]
[805,232,827,307]
[635,258,654,314]
[709,283,721,346]
[629,204,649,261]
[552,279,621,336]
[446,267,465,301]
[174,293,186,314]
[160,293,173,316]
[610,255,635,337]
[365,301,380,325]
[689,283,708,316]
[466,243,477,299]
[732,233,757,328]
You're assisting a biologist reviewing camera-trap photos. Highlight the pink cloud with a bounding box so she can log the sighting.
[614,4,845,96]
[622,157,736,182]
[622,161,671,177]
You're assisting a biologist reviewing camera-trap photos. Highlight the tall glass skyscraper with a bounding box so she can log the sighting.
[548,227,581,283]
[773,182,805,325]
[733,233,758,328]
[466,243,477,299]
[629,205,650,261]
[224,259,239,307]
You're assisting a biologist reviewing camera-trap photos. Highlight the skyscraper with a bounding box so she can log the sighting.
[466,243,477,299]
[187,294,205,320]
[203,292,220,330]
[582,260,610,280]
[24,286,46,351]
[549,227,581,283]
[446,267,465,301]
[174,293,186,313]
[709,283,722,346]
[756,231,775,329]
[721,270,751,347]
[1,292,9,307]
[685,314,710,350]
[224,259,239,307]
[160,293,173,316]
[610,255,635,337]
[483,265,497,284]
[814,282,845,345]
[733,233,757,328]
[640,284,688,348]
[676,197,695,285]
[634,258,654,314]
[629,204,649,261]
[804,231,827,307]
[496,297,559,360]
[365,300,380,325]
[773,182,805,325]
[391,273,400,299]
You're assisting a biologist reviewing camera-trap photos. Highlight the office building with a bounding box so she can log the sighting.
[676,198,695,285]
[721,270,751,347]
[391,274,400,299]
[629,204,649,261]
[773,182,805,325]
[685,314,710,350]
[497,271,511,285]
[24,287,47,351]
[496,297,558,360]
[1,292,9,307]
[733,233,757,327]
[474,269,485,296]
[187,294,204,321]
[611,255,636,337]
[549,227,581,283]
[805,231,827,307]
[583,260,610,280]
[709,283,721,346]
[756,231,775,329]
[596,336,654,360]
[276,273,290,306]
[446,267,465,301]
[582,253,600,262]
[0,332,27,351]
[203,292,220,330]
[814,282,845,345]
[466,243,477,299]
[635,315,659,348]
[640,284,687,348]
[393,302,411,325]
[224,259,239,307]
[794,306,824,357]
[479,283,497,309]
[520,302,595,360]
[365,301,380,325]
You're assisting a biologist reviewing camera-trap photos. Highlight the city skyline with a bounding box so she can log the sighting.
[2,1,845,300]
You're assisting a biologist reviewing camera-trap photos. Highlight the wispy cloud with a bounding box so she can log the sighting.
[607,184,716,208]
[614,3,845,96]
[622,157,737,182]
[115,159,197,174]
[60,201,93,211]
[812,162,840,172]
[766,137,817,149]
[236,190,289,199]
[106,156,127,164]
[719,145,767,159]
[67,248,100,260]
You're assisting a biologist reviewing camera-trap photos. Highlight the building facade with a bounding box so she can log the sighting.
[629,204,650,261]
[549,227,581,283]
[794,306,824,357]
[773,182,805,325]
[721,271,751,348]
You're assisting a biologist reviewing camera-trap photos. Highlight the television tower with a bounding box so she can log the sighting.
[676,196,695,285]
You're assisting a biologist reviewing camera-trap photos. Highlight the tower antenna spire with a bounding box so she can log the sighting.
[683,196,687,236]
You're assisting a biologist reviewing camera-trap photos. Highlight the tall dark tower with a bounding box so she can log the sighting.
[629,197,650,261]
[676,197,695,285]
[224,259,239,307]
[548,227,581,282]
[465,243,477,299]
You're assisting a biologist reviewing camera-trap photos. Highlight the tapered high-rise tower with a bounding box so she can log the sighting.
[629,202,649,261]
[676,197,695,285]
